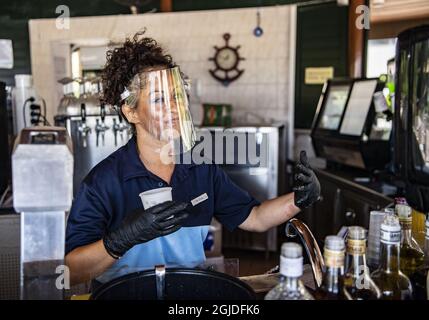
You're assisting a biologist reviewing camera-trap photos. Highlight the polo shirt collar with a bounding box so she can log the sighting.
[122,136,196,182]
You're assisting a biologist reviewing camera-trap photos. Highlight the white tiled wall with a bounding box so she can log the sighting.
[29,5,296,148]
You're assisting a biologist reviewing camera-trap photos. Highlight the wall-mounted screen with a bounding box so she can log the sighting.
[340,79,378,136]
[318,84,351,130]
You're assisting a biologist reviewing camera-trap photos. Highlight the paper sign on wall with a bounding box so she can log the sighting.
[305,67,334,85]
[0,39,13,69]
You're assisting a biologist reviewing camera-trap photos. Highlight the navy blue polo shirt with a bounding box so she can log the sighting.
[66,136,259,283]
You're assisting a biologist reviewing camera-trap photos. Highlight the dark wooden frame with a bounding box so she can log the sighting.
[208,33,245,86]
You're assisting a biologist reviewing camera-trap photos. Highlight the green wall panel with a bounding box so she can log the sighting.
[294,2,349,129]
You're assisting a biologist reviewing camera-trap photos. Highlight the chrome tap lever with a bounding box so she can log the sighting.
[117,114,128,141]
[100,121,109,146]
[285,218,324,288]
[95,112,110,147]
[100,102,106,122]
[78,123,91,148]
[95,119,102,147]
[112,118,120,146]
[78,103,91,148]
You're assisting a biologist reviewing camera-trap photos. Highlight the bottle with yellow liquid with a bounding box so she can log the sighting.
[371,214,413,300]
[395,198,425,278]
[410,218,429,300]
[343,226,381,300]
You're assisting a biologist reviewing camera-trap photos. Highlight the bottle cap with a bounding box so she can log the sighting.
[324,235,345,251]
[395,197,407,205]
[347,226,367,240]
[381,214,401,231]
[396,203,412,219]
[324,236,345,268]
[281,242,302,258]
[280,242,303,277]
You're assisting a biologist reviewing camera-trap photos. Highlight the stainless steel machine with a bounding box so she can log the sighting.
[0,81,11,197]
[12,126,73,299]
[196,123,287,255]
[54,77,131,195]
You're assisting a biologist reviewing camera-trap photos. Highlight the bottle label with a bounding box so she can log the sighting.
[280,256,303,278]
[347,239,366,255]
[380,229,401,244]
[324,249,345,268]
[399,218,412,230]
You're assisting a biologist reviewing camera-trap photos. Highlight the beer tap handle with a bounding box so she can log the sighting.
[79,103,90,148]
[95,119,100,147]
[81,103,86,123]
[100,102,106,122]
[113,118,118,146]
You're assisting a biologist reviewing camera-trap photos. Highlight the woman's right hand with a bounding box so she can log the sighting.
[103,201,189,259]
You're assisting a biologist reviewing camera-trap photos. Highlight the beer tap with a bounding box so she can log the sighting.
[117,114,129,141]
[78,103,91,148]
[112,118,120,146]
[95,119,101,147]
[95,102,110,146]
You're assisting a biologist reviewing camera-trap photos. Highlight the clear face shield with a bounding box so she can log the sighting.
[121,67,196,156]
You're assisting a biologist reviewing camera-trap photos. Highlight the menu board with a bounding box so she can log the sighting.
[340,79,378,136]
[318,84,351,130]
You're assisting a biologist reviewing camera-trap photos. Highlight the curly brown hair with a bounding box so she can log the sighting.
[101,30,176,132]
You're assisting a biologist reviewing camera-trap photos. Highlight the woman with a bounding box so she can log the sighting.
[65,31,320,286]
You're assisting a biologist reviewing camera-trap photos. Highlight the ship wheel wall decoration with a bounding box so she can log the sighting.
[209,33,245,86]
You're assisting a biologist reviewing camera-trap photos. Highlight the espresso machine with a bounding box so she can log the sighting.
[12,127,73,299]
[55,77,130,195]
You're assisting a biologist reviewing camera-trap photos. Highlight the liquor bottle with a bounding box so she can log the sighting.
[313,236,349,300]
[265,242,314,300]
[410,218,429,300]
[395,197,425,277]
[343,226,382,300]
[371,214,413,300]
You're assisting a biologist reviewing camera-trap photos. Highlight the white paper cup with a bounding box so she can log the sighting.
[367,210,386,268]
[368,211,385,232]
[139,187,172,210]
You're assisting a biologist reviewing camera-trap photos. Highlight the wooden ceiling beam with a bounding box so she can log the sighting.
[160,0,173,12]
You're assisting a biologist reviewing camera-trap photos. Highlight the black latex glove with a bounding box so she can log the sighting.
[103,201,189,259]
[293,151,321,210]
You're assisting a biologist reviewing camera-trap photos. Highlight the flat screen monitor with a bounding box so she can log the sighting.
[340,79,378,136]
[318,83,351,130]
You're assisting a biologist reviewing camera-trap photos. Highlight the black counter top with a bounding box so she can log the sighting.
[313,166,397,199]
